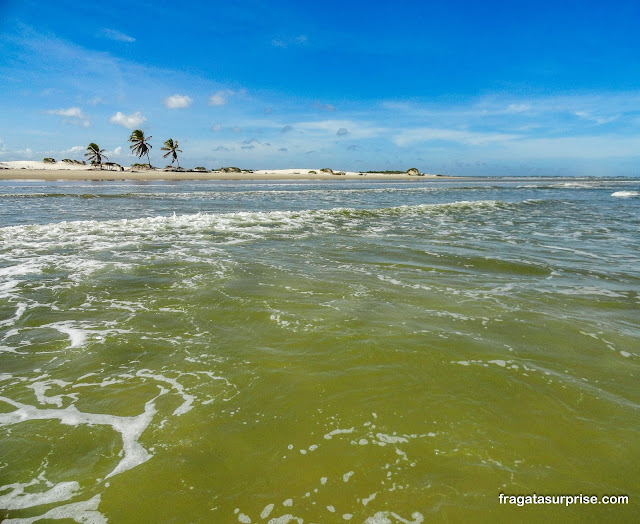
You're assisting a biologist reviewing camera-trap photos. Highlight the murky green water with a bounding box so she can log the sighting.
[0,178,639,522]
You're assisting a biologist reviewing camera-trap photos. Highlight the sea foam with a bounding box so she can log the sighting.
[611,191,638,197]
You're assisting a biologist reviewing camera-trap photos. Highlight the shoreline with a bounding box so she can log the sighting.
[0,168,453,181]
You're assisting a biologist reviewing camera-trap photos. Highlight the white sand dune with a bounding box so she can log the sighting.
[0,161,95,171]
[0,162,444,180]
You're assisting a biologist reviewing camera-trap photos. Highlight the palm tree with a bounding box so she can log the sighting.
[128,129,153,167]
[84,143,108,169]
[161,138,182,168]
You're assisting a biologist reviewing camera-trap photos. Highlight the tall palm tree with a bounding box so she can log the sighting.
[128,129,153,167]
[161,138,182,168]
[84,143,108,169]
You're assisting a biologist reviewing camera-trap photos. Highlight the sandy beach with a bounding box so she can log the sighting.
[0,161,448,181]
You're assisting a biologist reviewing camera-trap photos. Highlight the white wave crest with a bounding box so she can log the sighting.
[611,191,638,197]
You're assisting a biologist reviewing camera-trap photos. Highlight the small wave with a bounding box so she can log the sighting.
[611,191,638,198]
[0,199,524,240]
[0,192,134,199]
[0,185,501,200]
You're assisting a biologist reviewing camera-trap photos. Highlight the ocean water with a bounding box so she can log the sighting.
[0,177,638,523]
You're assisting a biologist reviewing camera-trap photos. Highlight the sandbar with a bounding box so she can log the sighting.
[0,162,450,181]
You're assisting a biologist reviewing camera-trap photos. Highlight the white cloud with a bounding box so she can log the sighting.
[574,111,618,125]
[212,124,222,132]
[102,28,135,43]
[47,107,83,118]
[46,107,90,127]
[0,140,34,159]
[164,94,193,109]
[61,145,85,155]
[209,90,234,106]
[109,111,146,129]
[104,146,123,157]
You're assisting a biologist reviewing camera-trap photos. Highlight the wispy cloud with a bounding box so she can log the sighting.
[293,119,384,139]
[574,111,618,125]
[109,111,146,129]
[271,35,307,48]
[209,90,234,106]
[47,107,84,118]
[164,94,193,109]
[101,28,135,43]
[393,127,520,147]
[313,101,336,112]
[46,107,90,127]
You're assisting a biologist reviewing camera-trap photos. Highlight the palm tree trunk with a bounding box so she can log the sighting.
[147,151,151,168]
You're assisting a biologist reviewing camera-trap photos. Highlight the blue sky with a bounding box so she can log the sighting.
[1,0,640,175]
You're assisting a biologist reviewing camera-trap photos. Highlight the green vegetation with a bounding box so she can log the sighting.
[365,170,404,174]
[320,168,333,173]
[131,163,148,168]
[129,130,153,167]
[161,138,182,168]
[220,167,241,173]
[84,143,108,169]
[194,167,207,172]
[308,170,317,174]
[43,157,56,163]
